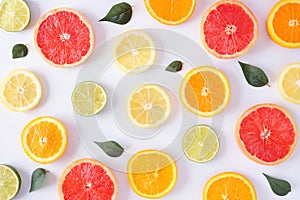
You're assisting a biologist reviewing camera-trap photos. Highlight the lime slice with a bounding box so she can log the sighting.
[0,164,21,200]
[0,0,31,32]
[71,81,107,116]
[182,125,219,163]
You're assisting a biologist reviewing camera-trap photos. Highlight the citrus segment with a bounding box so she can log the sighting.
[0,165,21,200]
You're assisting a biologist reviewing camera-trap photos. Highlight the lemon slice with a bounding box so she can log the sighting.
[182,125,219,163]
[112,30,156,73]
[0,0,30,32]
[127,84,171,128]
[0,69,42,112]
[0,164,21,200]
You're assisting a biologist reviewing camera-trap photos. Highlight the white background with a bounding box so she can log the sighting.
[0,0,300,199]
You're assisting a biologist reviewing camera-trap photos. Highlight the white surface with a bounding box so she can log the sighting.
[0,0,299,199]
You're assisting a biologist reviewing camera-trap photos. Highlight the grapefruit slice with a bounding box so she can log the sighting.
[236,104,298,165]
[200,1,258,58]
[34,8,94,68]
[58,158,118,200]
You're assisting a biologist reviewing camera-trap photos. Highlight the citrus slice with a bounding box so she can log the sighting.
[127,84,171,128]
[267,0,300,48]
[182,125,219,163]
[144,0,196,25]
[21,116,68,164]
[58,158,118,200]
[0,69,42,112]
[200,1,258,58]
[278,63,300,104]
[34,8,94,68]
[0,165,21,200]
[180,66,230,117]
[71,81,107,117]
[0,0,30,32]
[127,150,177,198]
[112,30,156,73]
[236,104,298,165]
[203,172,256,200]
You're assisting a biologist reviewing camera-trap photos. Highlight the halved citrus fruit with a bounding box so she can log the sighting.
[203,172,256,200]
[144,0,196,25]
[21,116,68,164]
[200,1,258,58]
[267,0,300,48]
[236,104,298,165]
[0,164,21,200]
[112,30,156,73]
[180,66,230,117]
[0,69,42,112]
[127,150,177,198]
[127,84,171,128]
[34,8,94,68]
[58,158,118,200]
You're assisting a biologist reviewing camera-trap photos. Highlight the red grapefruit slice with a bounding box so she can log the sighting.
[58,158,118,200]
[34,8,95,68]
[236,104,298,165]
[200,1,258,59]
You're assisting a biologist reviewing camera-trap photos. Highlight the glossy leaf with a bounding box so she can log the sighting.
[165,60,183,72]
[263,173,291,196]
[94,141,124,157]
[12,44,28,59]
[29,168,48,192]
[99,2,132,25]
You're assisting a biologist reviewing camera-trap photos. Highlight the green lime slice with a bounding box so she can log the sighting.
[182,125,219,163]
[71,81,107,116]
[0,164,21,200]
[0,0,30,32]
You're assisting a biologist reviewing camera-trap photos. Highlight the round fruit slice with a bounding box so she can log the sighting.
[203,172,256,200]
[59,158,118,200]
[144,0,196,25]
[182,125,219,163]
[278,63,300,104]
[0,165,21,200]
[127,150,177,198]
[200,1,258,58]
[21,116,68,164]
[180,66,230,117]
[0,0,30,32]
[0,69,42,112]
[34,8,94,68]
[267,0,300,48]
[71,81,107,116]
[112,30,156,73]
[236,104,298,165]
[127,84,171,128]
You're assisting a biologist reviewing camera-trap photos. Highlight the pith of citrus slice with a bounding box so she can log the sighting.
[200,0,258,58]
[278,63,300,104]
[127,84,171,128]
[0,69,42,112]
[144,0,196,25]
[34,8,94,68]
[112,30,156,73]
[236,104,298,165]
[127,150,177,198]
[267,0,300,48]
[0,165,21,200]
[21,116,68,164]
[203,172,256,200]
[180,66,230,117]
[0,0,30,32]
[58,158,118,200]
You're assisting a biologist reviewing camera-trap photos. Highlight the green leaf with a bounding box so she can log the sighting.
[263,173,291,196]
[165,60,183,72]
[238,61,270,87]
[12,44,28,59]
[99,2,132,25]
[29,168,48,192]
[94,141,124,157]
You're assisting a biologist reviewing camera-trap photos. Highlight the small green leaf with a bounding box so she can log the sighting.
[12,44,28,59]
[238,61,270,87]
[263,173,291,196]
[99,2,132,25]
[29,168,48,192]
[165,61,183,72]
[94,141,124,157]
